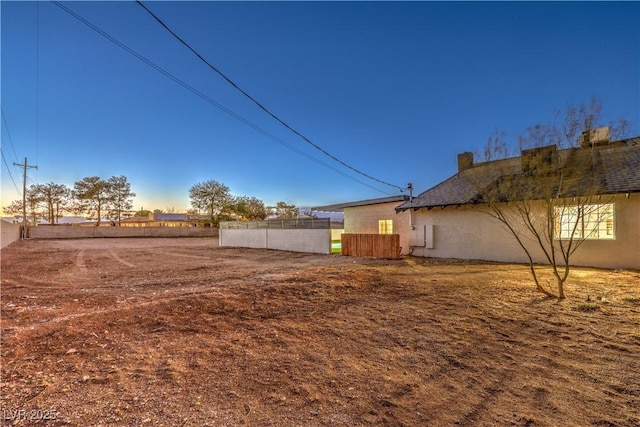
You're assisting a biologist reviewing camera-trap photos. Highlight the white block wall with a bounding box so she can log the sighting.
[219,228,331,254]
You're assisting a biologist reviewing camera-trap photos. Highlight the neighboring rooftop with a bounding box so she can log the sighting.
[397,136,640,212]
[313,195,410,213]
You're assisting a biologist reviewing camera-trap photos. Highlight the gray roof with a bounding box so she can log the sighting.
[313,195,410,213]
[155,213,188,221]
[397,137,640,211]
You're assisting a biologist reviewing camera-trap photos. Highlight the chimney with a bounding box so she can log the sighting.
[579,126,610,148]
[457,152,474,172]
[521,145,558,174]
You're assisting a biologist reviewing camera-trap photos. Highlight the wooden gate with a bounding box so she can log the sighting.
[341,233,401,259]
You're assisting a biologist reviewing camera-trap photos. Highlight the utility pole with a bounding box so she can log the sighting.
[13,157,38,239]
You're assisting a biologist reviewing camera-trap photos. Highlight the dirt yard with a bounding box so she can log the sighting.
[1,238,639,426]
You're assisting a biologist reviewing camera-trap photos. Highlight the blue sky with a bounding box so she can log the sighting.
[2,1,639,212]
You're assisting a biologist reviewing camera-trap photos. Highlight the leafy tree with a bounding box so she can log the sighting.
[32,182,71,224]
[188,180,232,226]
[73,176,111,225]
[134,209,152,217]
[107,175,135,225]
[25,187,43,225]
[3,186,43,225]
[275,201,298,219]
[3,200,25,220]
[474,99,628,299]
[233,196,266,221]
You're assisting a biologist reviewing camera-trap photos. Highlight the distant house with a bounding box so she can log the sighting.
[120,212,214,227]
[77,218,117,227]
[313,195,411,254]
[121,212,192,227]
[395,133,640,269]
[55,216,92,225]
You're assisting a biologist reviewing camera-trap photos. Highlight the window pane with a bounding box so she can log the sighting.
[555,203,615,240]
[378,219,393,234]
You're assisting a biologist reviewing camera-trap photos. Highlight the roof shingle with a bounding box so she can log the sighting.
[397,137,640,211]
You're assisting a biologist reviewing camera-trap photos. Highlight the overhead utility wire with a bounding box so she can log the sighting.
[135,0,405,193]
[1,108,22,193]
[50,1,392,196]
[1,108,20,163]
[0,149,21,194]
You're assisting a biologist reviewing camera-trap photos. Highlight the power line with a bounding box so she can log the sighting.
[50,0,393,196]
[1,149,21,194]
[1,108,19,163]
[135,0,406,193]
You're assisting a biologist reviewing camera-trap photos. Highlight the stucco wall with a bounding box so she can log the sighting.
[1,220,21,249]
[28,226,219,239]
[219,229,267,249]
[344,202,411,254]
[409,194,639,269]
[219,229,331,254]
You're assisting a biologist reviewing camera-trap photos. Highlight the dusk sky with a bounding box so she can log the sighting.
[2,1,638,213]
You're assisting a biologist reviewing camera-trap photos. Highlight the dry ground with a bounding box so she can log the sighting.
[1,237,639,427]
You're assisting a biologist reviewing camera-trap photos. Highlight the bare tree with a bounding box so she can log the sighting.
[475,100,627,299]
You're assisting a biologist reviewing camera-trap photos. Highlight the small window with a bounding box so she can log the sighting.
[378,219,393,234]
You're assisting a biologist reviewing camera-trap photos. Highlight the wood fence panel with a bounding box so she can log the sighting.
[341,233,401,259]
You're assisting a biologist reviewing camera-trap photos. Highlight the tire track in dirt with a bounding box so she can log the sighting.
[107,249,136,267]
[1,289,212,336]
[148,249,213,260]
[0,270,261,337]
[75,250,87,272]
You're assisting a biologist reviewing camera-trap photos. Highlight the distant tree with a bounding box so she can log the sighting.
[32,182,71,224]
[2,200,25,219]
[153,209,164,214]
[300,210,319,219]
[233,196,266,221]
[275,201,298,219]
[73,176,110,225]
[107,175,135,225]
[135,209,152,217]
[2,195,41,224]
[3,183,70,224]
[473,99,629,299]
[188,180,232,226]
[25,187,43,225]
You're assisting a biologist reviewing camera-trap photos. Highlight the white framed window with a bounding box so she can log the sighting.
[555,203,615,240]
[378,219,393,234]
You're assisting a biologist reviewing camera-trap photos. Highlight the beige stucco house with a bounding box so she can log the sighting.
[313,195,412,254]
[120,212,213,227]
[396,134,640,270]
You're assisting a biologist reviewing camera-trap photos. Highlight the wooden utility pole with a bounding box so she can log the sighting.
[13,157,38,239]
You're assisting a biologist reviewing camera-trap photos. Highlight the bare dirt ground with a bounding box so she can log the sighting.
[1,237,639,427]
